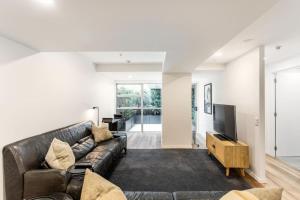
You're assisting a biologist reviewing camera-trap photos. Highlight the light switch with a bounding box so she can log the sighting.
[255,118,260,126]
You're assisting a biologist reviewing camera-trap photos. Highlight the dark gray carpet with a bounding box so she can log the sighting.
[108,149,250,192]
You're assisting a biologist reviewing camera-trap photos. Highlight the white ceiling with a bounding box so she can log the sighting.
[95,63,162,72]
[203,0,300,66]
[0,0,278,72]
[80,52,165,64]
[98,72,162,82]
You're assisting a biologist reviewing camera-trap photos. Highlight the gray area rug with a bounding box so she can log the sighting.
[108,149,250,192]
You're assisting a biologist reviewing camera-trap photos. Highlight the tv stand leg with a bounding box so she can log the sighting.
[241,169,245,176]
[226,168,230,176]
[207,150,211,155]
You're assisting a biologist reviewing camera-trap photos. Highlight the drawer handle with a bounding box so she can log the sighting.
[212,144,216,149]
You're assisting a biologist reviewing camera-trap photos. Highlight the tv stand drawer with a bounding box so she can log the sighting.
[206,134,216,154]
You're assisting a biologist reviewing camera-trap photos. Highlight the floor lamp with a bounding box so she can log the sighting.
[92,106,100,126]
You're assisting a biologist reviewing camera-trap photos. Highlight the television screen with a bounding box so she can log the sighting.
[213,104,237,141]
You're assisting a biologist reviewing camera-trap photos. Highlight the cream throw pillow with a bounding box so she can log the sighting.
[246,188,283,200]
[81,169,127,200]
[220,188,283,200]
[220,190,259,200]
[45,138,75,170]
[92,123,113,143]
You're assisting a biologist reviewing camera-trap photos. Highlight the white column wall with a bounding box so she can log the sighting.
[162,73,192,148]
[222,47,266,182]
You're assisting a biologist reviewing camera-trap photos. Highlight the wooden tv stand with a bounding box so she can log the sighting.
[206,132,249,177]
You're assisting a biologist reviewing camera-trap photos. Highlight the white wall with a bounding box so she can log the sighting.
[192,71,224,140]
[194,49,266,181]
[221,48,266,181]
[265,54,300,156]
[0,52,113,199]
[91,73,116,119]
[162,73,192,148]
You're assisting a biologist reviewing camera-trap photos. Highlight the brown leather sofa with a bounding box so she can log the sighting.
[3,121,127,200]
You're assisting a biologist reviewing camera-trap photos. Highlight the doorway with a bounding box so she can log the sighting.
[192,84,198,145]
[272,67,300,170]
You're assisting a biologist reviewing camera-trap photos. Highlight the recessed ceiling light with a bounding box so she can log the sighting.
[128,75,133,79]
[214,52,223,57]
[34,0,55,7]
[243,38,254,43]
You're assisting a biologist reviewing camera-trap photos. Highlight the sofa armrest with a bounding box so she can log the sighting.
[24,169,71,199]
[111,131,127,138]
[74,162,93,169]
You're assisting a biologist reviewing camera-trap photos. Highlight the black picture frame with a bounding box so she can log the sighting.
[204,83,212,114]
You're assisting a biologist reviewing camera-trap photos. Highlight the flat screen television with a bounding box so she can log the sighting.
[213,104,237,141]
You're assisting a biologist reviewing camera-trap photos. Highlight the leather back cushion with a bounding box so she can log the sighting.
[11,121,92,171]
[72,136,95,160]
[3,121,92,200]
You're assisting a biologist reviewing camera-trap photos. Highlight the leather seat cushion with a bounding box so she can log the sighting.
[96,138,121,152]
[96,137,126,158]
[173,191,227,200]
[125,192,174,200]
[75,150,112,175]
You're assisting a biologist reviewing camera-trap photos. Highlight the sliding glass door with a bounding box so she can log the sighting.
[116,83,161,132]
[143,84,161,132]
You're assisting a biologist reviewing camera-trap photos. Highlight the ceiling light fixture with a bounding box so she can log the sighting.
[214,52,223,57]
[34,0,55,7]
[128,75,133,79]
[243,38,254,43]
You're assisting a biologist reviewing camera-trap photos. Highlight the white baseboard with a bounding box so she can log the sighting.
[162,144,193,149]
[246,169,267,183]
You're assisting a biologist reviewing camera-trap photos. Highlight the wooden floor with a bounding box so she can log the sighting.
[127,131,206,149]
[127,132,162,149]
[265,155,300,200]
